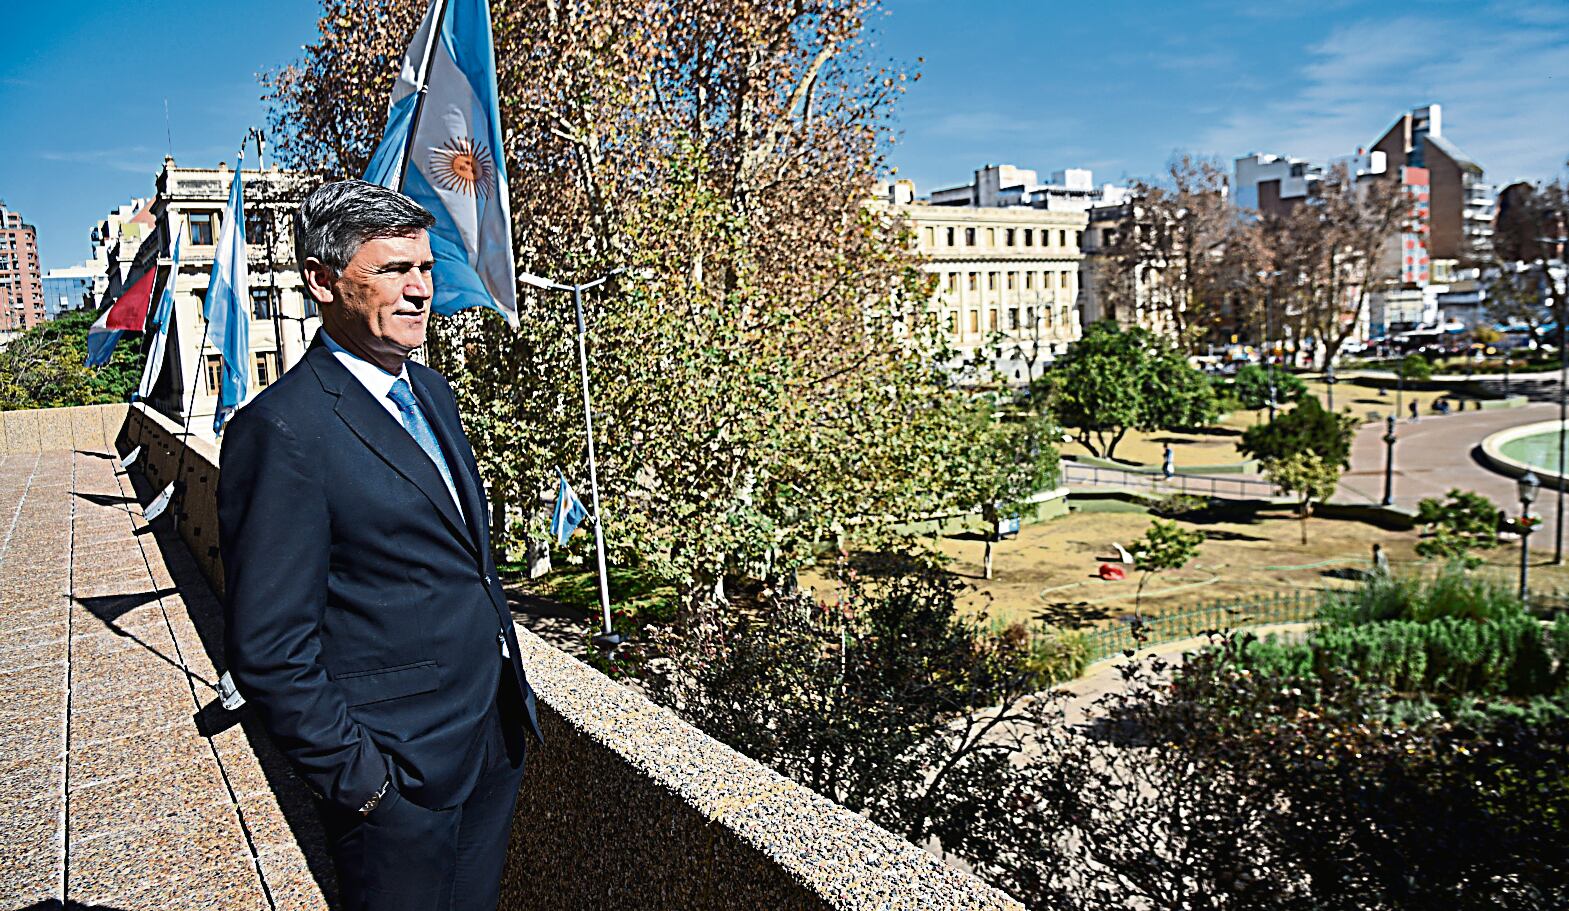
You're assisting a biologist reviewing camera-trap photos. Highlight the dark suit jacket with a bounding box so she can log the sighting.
[218,339,541,815]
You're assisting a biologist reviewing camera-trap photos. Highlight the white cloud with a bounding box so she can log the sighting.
[1192,9,1569,185]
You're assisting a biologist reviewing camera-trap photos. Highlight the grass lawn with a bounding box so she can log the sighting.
[804,502,1569,634]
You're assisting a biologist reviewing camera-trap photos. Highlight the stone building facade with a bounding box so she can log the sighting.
[890,202,1088,385]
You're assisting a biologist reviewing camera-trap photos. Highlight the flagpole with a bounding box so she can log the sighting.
[521,268,624,649]
[396,0,452,193]
[249,128,286,374]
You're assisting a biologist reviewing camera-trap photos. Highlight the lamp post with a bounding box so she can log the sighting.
[1381,415,1398,506]
[518,267,626,651]
[1519,471,1540,603]
[1325,362,1337,412]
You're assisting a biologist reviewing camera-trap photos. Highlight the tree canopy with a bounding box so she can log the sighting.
[1037,319,1217,461]
[0,309,145,411]
[1238,396,1358,468]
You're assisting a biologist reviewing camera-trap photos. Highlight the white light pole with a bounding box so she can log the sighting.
[1519,471,1540,604]
[519,268,625,650]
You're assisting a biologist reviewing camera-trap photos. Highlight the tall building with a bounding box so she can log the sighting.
[0,202,45,331]
[140,157,317,437]
[1369,104,1491,264]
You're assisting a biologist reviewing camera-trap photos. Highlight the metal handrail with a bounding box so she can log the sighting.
[1060,461,1281,499]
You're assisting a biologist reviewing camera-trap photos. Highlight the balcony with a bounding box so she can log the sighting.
[0,403,1021,910]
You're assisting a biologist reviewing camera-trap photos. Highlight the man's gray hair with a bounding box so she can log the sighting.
[294,179,436,273]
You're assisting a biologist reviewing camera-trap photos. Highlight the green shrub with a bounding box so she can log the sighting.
[1320,566,1526,626]
[1022,628,1091,687]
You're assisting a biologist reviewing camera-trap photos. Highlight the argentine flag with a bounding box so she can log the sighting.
[363,0,518,327]
[205,157,250,435]
[135,214,184,401]
[551,470,589,546]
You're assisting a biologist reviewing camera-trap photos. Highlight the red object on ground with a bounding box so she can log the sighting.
[1099,563,1126,581]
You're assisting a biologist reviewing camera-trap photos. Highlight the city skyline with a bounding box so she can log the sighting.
[2,0,1566,272]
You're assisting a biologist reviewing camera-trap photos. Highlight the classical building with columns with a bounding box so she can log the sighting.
[141,157,316,437]
[886,199,1088,385]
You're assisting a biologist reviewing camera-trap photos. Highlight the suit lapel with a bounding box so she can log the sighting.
[308,346,477,556]
[410,370,489,557]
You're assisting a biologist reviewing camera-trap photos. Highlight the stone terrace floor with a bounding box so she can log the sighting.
[0,448,332,910]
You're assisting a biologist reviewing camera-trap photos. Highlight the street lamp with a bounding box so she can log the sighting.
[1520,471,1541,602]
[518,267,627,651]
[1381,415,1398,506]
[1325,362,1338,412]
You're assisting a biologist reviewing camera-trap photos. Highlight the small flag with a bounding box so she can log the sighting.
[363,0,518,327]
[118,446,142,471]
[86,230,160,367]
[217,670,246,710]
[135,214,185,401]
[142,482,175,522]
[551,470,588,545]
[205,155,251,435]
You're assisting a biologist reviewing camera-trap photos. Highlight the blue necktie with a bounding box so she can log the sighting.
[387,378,462,514]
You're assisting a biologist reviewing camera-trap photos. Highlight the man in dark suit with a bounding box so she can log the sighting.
[219,179,540,911]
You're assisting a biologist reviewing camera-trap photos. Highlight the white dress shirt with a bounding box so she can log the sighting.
[319,329,463,518]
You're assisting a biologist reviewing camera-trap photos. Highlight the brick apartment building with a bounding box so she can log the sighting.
[0,202,45,331]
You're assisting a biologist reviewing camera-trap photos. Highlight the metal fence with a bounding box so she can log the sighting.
[1061,462,1281,500]
[1070,585,1569,665]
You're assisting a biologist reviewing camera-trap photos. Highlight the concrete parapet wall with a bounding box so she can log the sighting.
[118,402,227,593]
[501,626,1022,911]
[111,403,1025,911]
[0,403,128,453]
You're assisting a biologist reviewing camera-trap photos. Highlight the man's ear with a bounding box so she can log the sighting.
[302,257,336,307]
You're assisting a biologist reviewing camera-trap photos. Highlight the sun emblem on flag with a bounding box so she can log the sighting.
[429,136,494,198]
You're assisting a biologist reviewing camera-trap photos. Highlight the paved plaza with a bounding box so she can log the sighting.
[0,447,330,910]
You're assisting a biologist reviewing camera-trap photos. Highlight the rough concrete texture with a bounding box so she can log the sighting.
[502,626,1024,911]
[0,403,128,455]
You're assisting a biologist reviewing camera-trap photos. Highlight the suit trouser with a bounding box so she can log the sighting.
[318,676,528,911]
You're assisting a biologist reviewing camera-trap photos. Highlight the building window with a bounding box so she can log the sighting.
[1063,272,1072,289]
[1005,228,1016,246]
[987,272,997,291]
[254,351,279,387]
[188,212,218,246]
[1025,272,1034,290]
[1006,272,1016,290]
[988,309,998,330]
[946,227,956,246]
[1008,307,1019,329]
[251,288,275,320]
[1103,228,1117,246]
[1024,229,1034,246]
[1059,230,1068,247]
[245,208,271,242]
[947,312,959,335]
[923,227,934,247]
[205,354,223,392]
[967,272,977,291]
[968,310,979,333]
[986,228,996,246]
[1026,306,1035,326]
[1073,230,1083,248]
[964,227,976,246]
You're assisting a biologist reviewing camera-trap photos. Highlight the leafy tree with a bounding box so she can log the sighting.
[1238,396,1358,467]
[1039,320,1217,461]
[0,309,145,411]
[1263,451,1340,545]
[947,410,1060,580]
[655,554,1055,852]
[1416,489,1502,567]
[1129,518,1203,615]
[1398,352,1433,382]
[1229,363,1307,411]
[268,0,1010,629]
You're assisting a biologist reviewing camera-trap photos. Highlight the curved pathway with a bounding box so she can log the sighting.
[1339,401,1565,550]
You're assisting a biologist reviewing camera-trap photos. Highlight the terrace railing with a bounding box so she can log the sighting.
[1061,461,1282,500]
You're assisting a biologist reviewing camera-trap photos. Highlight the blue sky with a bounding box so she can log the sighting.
[4,1,1567,272]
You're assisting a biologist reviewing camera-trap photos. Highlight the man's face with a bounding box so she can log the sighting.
[308,230,435,373]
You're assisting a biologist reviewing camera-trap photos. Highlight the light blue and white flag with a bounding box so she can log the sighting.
[205,156,250,435]
[363,0,518,327]
[551,470,589,546]
[135,214,184,401]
